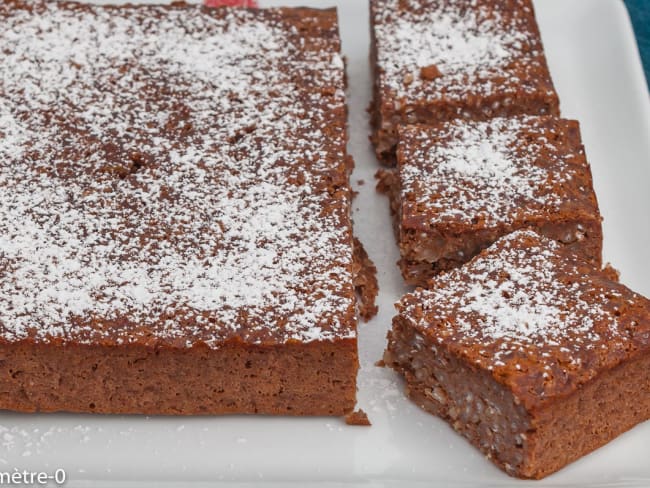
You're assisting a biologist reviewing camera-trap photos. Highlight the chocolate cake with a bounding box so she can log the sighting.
[0,1,374,415]
[378,116,603,286]
[384,230,650,478]
[370,0,560,164]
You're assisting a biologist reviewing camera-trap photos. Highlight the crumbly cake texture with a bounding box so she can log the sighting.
[353,238,379,321]
[381,116,602,286]
[369,0,560,163]
[344,408,371,426]
[0,1,365,415]
[384,230,650,479]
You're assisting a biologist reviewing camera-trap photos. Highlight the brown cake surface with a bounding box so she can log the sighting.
[384,230,650,478]
[380,116,602,285]
[370,0,560,163]
[0,1,362,415]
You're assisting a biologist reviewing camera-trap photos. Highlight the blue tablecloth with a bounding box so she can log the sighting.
[624,0,650,90]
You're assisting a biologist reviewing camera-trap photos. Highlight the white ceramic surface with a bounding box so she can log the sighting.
[0,0,648,486]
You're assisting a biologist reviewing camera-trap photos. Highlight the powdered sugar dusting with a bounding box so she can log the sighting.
[400,117,577,227]
[455,243,595,344]
[0,2,354,346]
[399,231,637,372]
[372,0,550,101]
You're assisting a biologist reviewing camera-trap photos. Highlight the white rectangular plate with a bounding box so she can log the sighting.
[1,0,648,486]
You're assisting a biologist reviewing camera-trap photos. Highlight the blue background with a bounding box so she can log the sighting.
[624,0,650,89]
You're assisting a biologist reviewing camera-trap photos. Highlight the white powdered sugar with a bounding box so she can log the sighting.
[373,0,547,101]
[0,2,354,345]
[400,231,626,370]
[456,254,594,344]
[400,117,571,226]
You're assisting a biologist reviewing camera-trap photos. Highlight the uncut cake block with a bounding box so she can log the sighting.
[0,2,362,415]
[384,230,650,479]
[378,116,602,286]
[370,0,560,163]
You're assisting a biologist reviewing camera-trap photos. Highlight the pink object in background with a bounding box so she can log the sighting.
[204,0,258,7]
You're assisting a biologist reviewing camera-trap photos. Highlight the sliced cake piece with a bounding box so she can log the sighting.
[0,1,367,416]
[370,0,559,163]
[384,230,650,479]
[378,116,602,286]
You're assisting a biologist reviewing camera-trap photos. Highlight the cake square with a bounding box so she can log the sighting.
[379,116,602,286]
[370,0,560,163]
[384,230,650,479]
[0,1,364,415]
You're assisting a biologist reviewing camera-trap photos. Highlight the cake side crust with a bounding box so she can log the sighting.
[0,338,358,416]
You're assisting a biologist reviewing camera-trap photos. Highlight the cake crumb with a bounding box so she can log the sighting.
[356,179,365,186]
[420,64,441,80]
[602,263,620,282]
[345,409,371,426]
[352,238,379,321]
[375,169,395,195]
